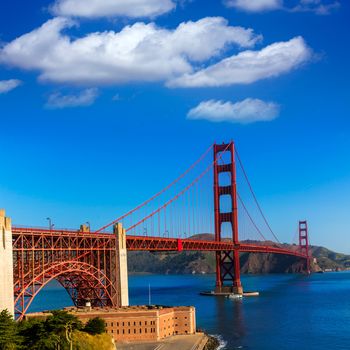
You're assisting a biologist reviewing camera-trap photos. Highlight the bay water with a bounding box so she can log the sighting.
[29,272,350,349]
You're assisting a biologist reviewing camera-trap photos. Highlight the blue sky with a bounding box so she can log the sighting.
[0,0,349,252]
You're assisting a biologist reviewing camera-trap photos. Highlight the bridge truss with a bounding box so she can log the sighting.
[12,227,120,319]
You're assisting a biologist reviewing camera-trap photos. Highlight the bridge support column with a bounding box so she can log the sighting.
[0,209,14,316]
[214,143,243,295]
[299,220,311,274]
[114,223,129,306]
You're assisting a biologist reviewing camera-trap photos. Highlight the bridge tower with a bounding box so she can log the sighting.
[214,142,243,294]
[299,220,311,274]
[0,210,14,316]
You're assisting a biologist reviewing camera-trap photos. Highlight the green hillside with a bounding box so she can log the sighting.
[127,235,349,274]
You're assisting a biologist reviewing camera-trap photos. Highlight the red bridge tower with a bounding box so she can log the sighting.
[214,142,243,294]
[299,220,311,273]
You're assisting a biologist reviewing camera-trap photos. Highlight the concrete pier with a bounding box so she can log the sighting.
[114,223,129,307]
[0,209,14,316]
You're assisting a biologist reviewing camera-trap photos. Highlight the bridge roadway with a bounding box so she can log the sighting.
[12,227,307,259]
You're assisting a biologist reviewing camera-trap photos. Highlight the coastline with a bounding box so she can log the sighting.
[203,334,226,350]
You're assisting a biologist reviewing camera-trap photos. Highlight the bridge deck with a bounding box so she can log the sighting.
[12,227,307,259]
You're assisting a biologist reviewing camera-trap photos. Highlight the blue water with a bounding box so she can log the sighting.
[30,272,350,349]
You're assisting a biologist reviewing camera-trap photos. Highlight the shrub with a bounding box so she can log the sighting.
[84,317,106,335]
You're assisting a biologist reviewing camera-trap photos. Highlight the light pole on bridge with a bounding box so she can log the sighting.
[46,217,54,230]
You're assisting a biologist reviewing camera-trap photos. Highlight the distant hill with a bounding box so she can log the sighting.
[127,234,350,274]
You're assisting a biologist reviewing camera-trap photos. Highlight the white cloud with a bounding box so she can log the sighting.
[224,0,282,12]
[224,0,339,14]
[292,0,340,14]
[168,36,311,87]
[187,98,280,123]
[0,79,22,94]
[51,0,176,19]
[0,17,261,86]
[46,88,99,108]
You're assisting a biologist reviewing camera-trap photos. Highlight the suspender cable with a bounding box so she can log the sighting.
[95,144,214,233]
[235,148,281,244]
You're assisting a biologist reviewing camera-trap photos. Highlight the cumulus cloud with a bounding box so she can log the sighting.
[0,79,22,94]
[168,36,311,87]
[0,17,261,86]
[224,0,339,14]
[51,0,176,19]
[187,98,280,123]
[46,88,99,108]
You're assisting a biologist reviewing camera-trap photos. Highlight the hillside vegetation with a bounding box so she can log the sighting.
[128,235,349,274]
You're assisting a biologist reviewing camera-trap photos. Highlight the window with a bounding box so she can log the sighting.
[139,329,142,333]
[117,330,119,335]
[122,330,125,334]
[139,321,141,326]
[122,322,124,326]
[145,329,147,333]
[111,322,113,327]
[117,322,119,327]
[145,321,147,325]
[134,321,136,326]
[128,322,130,326]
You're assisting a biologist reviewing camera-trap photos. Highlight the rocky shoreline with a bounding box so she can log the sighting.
[203,334,221,350]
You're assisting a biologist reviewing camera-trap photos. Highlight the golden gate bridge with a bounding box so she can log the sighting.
[7,141,311,319]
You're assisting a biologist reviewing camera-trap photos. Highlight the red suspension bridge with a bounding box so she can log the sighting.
[4,141,311,319]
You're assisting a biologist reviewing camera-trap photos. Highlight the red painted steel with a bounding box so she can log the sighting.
[95,144,214,233]
[213,142,242,293]
[299,220,311,273]
[10,142,311,319]
[12,227,120,320]
[11,226,309,319]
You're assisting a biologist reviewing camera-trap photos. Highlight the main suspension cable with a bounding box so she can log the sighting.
[126,143,230,233]
[235,148,281,244]
[95,144,213,233]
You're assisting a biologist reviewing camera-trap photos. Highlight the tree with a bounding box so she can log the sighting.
[17,318,62,350]
[17,318,46,349]
[45,310,82,334]
[83,317,106,335]
[17,311,82,350]
[0,309,19,350]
